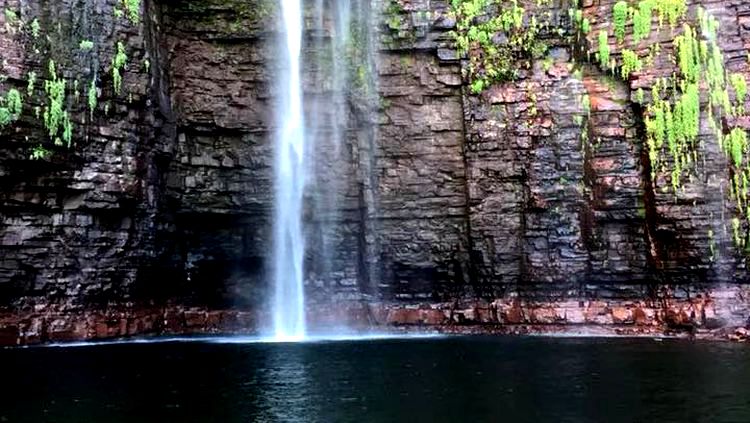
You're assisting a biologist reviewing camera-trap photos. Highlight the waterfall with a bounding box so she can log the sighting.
[273,0,306,341]
[273,0,376,340]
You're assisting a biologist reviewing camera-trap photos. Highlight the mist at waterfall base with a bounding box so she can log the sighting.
[4,337,750,422]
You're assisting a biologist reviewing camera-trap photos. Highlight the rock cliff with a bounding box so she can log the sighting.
[1,0,750,344]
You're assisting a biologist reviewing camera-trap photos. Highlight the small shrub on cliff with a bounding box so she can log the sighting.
[79,40,94,51]
[30,145,51,160]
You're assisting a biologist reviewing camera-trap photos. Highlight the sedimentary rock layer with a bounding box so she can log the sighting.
[1,0,749,344]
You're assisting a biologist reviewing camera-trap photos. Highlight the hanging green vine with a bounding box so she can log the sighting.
[597,30,610,69]
[87,78,98,118]
[0,88,23,130]
[632,0,653,43]
[613,1,628,43]
[112,41,128,95]
[730,73,747,114]
[42,60,73,147]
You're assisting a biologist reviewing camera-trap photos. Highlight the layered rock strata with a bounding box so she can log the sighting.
[1,0,749,345]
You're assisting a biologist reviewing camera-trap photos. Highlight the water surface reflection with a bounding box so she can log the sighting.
[2,336,749,422]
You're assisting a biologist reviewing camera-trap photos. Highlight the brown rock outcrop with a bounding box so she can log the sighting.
[0,0,750,345]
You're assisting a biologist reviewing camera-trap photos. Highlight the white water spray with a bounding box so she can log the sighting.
[273,0,306,341]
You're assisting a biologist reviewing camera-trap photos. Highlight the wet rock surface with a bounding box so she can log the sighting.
[1,0,750,344]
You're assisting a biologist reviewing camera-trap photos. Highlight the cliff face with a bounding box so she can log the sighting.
[1,0,750,344]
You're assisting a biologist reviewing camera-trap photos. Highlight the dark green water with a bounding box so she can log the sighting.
[2,336,749,422]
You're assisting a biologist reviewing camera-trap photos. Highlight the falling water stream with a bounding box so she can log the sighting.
[273,0,306,340]
[273,0,374,341]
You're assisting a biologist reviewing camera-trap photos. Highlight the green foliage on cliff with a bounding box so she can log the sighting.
[597,30,610,69]
[632,1,653,43]
[569,7,590,35]
[620,49,642,79]
[633,5,750,245]
[726,128,747,169]
[612,1,628,43]
[79,40,94,51]
[581,17,590,34]
[0,108,11,128]
[644,81,700,192]
[451,0,547,93]
[654,0,686,27]
[27,71,37,97]
[88,79,97,118]
[43,60,73,147]
[0,88,23,130]
[731,73,747,112]
[29,145,51,160]
[591,0,735,201]
[384,0,405,31]
[6,89,22,117]
[112,42,128,95]
[114,0,141,25]
[4,8,18,32]
[644,84,665,181]
[635,88,645,103]
[581,94,590,115]
[30,18,40,38]
[614,0,685,39]
[732,217,743,248]
[674,24,700,83]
